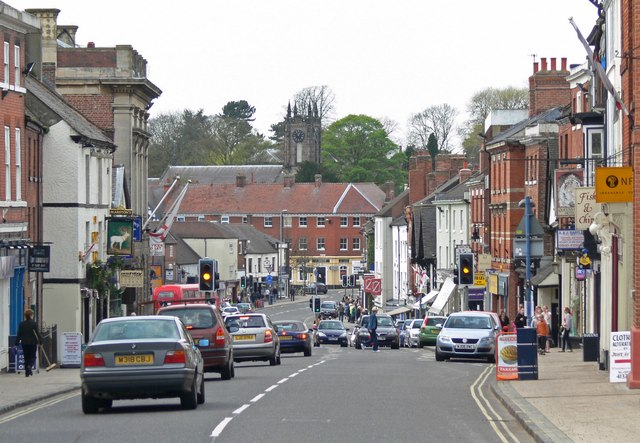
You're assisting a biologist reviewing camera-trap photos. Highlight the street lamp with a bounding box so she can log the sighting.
[279,209,288,298]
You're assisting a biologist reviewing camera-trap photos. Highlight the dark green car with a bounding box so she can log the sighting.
[418,316,447,347]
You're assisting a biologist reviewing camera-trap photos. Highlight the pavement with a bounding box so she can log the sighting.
[2,302,639,442]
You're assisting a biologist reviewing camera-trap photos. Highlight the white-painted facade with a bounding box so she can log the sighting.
[391,223,409,303]
[374,216,394,302]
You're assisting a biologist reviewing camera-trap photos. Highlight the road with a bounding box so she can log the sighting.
[0,290,533,443]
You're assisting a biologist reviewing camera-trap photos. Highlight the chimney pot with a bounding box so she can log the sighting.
[541,58,547,71]
[561,57,567,71]
[551,57,557,71]
[314,174,322,188]
[88,42,95,48]
[533,62,539,74]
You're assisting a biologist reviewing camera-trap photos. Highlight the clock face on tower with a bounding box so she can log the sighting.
[292,129,305,143]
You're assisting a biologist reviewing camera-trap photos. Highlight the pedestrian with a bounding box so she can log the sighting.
[514,306,527,328]
[499,310,510,331]
[560,307,573,352]
[290,287,295,301]
[15,309,41,377]
[536,314,549,355]
[368,306,379,352]
[339,303,345,322]
[543,305,552,352]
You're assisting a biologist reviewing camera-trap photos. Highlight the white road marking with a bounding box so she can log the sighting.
[210,417,233,438]
[233,404,250,414]
[277,377,289,384]
[289,372,299,378]
[250,393,265,403]
[298,368,307,373]
[265,384,278,392]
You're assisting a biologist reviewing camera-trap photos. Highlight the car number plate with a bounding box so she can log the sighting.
[279,336,292,340]
[115,354,154,365]
[329,337,338,341]
[233,335,255,341]
[455,344,475,350]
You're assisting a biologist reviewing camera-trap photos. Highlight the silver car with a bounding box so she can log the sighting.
[80,315,205,414]
[224,313,281,365]
[435,311,499,363]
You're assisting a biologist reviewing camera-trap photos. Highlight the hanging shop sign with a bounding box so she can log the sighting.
[555,169,583,217]
[595,167,633,203]
[28,245,50,272]
[575,187,602,230]
[106,218,133,256]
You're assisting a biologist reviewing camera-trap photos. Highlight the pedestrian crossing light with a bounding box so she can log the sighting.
[240,276,246,288]
[458,253,474,286]
[348,274,356,287]
[313,296,321,313]
[341,275,348,287]
[199,258,215,291]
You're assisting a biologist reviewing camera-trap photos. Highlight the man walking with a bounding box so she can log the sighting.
[368,306,379,352]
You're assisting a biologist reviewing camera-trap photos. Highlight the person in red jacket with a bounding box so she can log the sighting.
[536,314,549,355]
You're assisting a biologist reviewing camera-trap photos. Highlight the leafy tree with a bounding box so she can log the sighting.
[408,104,458,152]
[221,100,256,121]
[295,161,340,183]
[427,133,438,170]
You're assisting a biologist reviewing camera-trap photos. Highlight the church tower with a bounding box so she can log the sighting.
[283,101,322,171]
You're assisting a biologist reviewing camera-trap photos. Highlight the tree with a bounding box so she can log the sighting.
[295,161,340,183]
[221,100,256,121]
[408,104,458,153]
[322,114,406,190]
[293,85,336,126]
[427,133,438,170]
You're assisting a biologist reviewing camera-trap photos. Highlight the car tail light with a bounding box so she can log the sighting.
[84,353,105,367]
[163,350,186,364]
[215,328,226,346]
[264,329,273,343]
[300,333,308,340]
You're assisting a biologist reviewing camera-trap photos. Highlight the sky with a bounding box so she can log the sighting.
[18,0,599,147]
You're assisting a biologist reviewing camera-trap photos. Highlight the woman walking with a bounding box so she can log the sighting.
[560,307,573,352]
[15,309,41,377]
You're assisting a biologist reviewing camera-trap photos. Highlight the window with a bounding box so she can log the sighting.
[5,126,11,200]
[13,44,20,88]
[340,216,348,227]
[317,216,325,227]
[353,238,361,250]
[14,128,20,200]
[197,215,205,221]
[242,215,248,224]
[352,217,360,227]
[339,238,348,250]
[263,216,272,227]
[317,237,325,250]
[3,42,9,83]
[283,215,292,228]
[299,216,307,227]
[221,215,230,224]
[177,215,186,222]
[298,237,307,250]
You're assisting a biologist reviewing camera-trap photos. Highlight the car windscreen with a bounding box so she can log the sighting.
[320,302,336,309]
[377,317,394,327]
[319,321,344,330]
[225,316,265,329]
[274,321,304,332]
[161,308,216,329]
[93,319,179,341]
[444,316,492,329]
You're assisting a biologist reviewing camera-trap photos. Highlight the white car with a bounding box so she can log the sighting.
[404,319,424,348]
[221,306,240,318]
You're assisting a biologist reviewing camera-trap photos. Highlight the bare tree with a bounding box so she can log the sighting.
[293,85,336,126]
[408,104,458,152]
[466,86,529,127]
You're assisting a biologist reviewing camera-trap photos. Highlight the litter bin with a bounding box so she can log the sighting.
[517,327,538,380]
[583,333,599,362]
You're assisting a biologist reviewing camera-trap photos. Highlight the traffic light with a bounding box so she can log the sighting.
[458,253,474,285]
[240,276,246,288]
[348,275,356,287]
[313,296,321,313]
[341,275,348,287]
[199,258,214,291]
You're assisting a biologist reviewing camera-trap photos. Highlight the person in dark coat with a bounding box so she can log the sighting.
[368,307,379,352]
[15,309,41,377]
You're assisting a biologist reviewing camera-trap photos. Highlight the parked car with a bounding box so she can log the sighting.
[314,319,349,347]
[157,303,235,379]
[418,315,447,347]
[273,320,313,356]
[224,313,281,365]
[435,311,500,363]
[319,300,339,319]
[304,282,328,294]
[398,320,412,347]
[236,303,254,314]
[403,318,424,348]
[354,314,400,349]
[80,315,205,414]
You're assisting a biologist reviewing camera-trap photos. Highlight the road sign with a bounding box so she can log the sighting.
[364,278,382,295]
[266,275,273,284]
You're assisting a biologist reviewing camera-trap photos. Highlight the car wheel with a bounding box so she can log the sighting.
[340,342,347,348]
[418,340,424,348]
[488,354,496,364]
[276,348,282,365]
[304,345,312,357]
[197,374,205,405]
[221,357,233,380]
[355,340,362,350]
[269,350,278,366]
[391,341,399,350]
[435,349,445,362]
[81,391,101,414]
[180,376,198,410]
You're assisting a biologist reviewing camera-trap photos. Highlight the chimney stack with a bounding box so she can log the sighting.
[283,174,295,188]
[236,175,246,188]
[314,174,322,188]
[459,168,472,184]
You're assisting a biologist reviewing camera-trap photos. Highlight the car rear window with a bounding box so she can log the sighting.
[225,316,265,329]
[160,308,217,329]
[411,320,424,329]
[321,302,335,309]
[94,319,179,341]
[426,317,444,326]
[445,316,492,329]
[274,322,304,332]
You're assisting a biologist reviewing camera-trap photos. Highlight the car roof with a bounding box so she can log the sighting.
[448,311,494,318]
[158,304,216,311]
[100,315,176,323]
[225,313,266,319]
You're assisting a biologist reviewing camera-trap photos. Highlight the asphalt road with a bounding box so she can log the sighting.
[0,290,533,443]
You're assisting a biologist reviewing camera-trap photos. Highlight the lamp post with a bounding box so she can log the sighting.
[524,196,533,326]
[279,209,288,299]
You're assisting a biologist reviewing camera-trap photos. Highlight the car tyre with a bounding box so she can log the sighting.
[197,374,205,405]
[180,376,198,410]
[418,340,424,348]
[391,341,399,350]
[221,356,234,380]
[269,351,278,366]
[355,340,362,350]
[488,354,496,364]
[435,349,445,362]
[304,345,312,357]
[81,391,101,414]
[340,342,347,348]
[276,348,282,365]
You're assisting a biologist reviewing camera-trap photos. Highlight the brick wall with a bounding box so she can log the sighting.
[64,94,115,132]
[529,57,571,117]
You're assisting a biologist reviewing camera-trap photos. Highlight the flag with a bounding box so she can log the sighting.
[569,17,630,116]
[149,183,189,242]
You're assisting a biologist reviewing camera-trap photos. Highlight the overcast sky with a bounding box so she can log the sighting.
[19,0,598,147]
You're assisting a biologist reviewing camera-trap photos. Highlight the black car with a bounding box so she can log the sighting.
[319,300,339,319]
[354,314,400,349]
[304,282,328,294]
[273,320,313,357]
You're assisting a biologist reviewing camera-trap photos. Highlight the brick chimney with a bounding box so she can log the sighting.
[529,57,571,117]
[236,175,246,188]
[314,174,322,188]
[459,168,472,184]
[384,181,395,202]
[283,174,295,188]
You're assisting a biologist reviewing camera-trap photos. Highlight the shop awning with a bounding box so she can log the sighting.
[386,306,411,316]
[428,278,456,315]
[420,290,439,306]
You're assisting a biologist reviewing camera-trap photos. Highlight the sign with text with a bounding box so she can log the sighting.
[556,229,585,250]
[474,273,486,287]
[364,278,382,295]
[574,187,602,230]
[496,333,518,381]
[61,332,83,367]
[28,245,50,272]
[119,270,144,288]
[595,167,633,203]
[609,331,631,383]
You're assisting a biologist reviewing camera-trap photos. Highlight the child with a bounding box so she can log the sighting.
[536,314,549,355]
